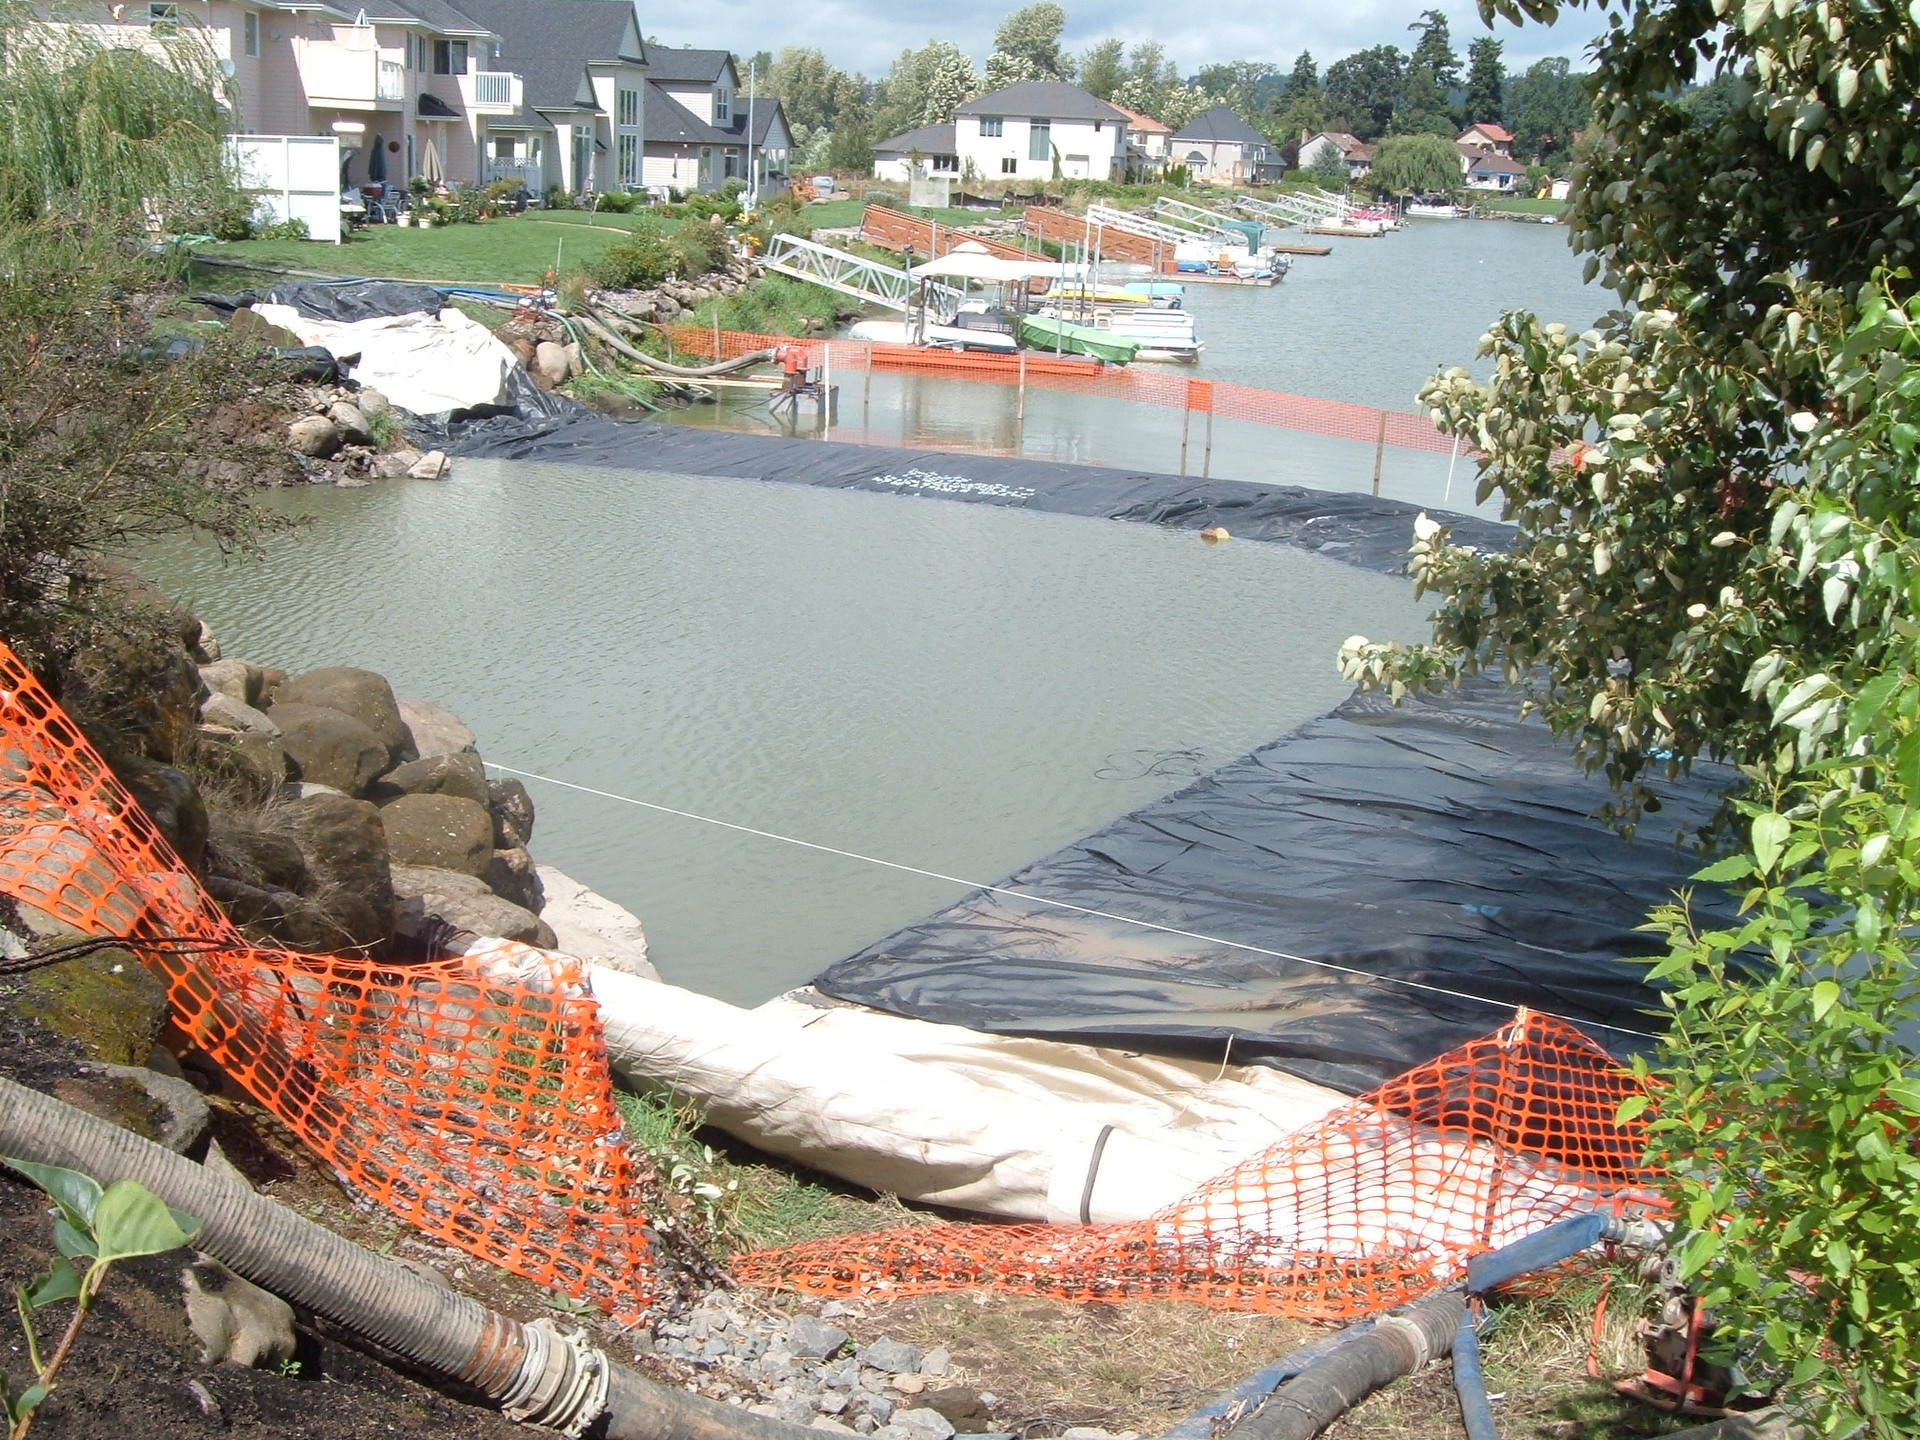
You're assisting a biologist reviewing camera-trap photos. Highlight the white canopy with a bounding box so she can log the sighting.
[910,251,1078,282]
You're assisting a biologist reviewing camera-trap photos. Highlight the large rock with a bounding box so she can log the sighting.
[275,793,393,952]
[397,696,477,759]
[370,751,489,807]
[268,702,390,796]
[287,416,341,457]
[484,847,544,913]
[407,450,451,480]
[199,658,264,706]
[194,728,289,801]
[487,777,535,849]
[390,866,556,949]
[327,401,373,445]
[275,667,414,766]
[379,793,493,878]
[536,865,654,978]
[202,691,280,737]
[113,756,209,873]
[534,341,571,387]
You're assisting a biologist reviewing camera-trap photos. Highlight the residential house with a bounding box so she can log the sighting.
[1106,102,1168,179]
[642,47,791,194]
[952,82,1128,182]
[1170,105,1278,184]
[1457,122,1513,156]
[54,0,643,198]
[1296,130,1376,179]
[872,122,958,183]
[1458,145,1527,191]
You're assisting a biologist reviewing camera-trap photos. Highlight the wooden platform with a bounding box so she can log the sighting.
[1269,242,1334,256]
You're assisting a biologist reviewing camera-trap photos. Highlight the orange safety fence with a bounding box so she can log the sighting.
[666,326,1472,457]
[860,206,1031,263]
[738,1010,1663,1320]
[0,643,657,1322]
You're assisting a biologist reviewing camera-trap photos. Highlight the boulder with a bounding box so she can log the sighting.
[268,702,391,796]
[275,666,414,766]
[276,792,394,952]
[536,865,653,977]
[66,611,205,764]
[563,341,584,378]
[11,907,171,1066]
[356,387,391,418]
[390,865,557,949]
[200,658,264,706]
[193,728,289,800]
[181,1258,297,1369]
[114,756,209,873]
[194,620,222,663]
[534,341,571,387]
[201,691,280,736]
[225,305,302,349]
[487,776,536,849]
[380,793,494,877]
[374,448,422,479]
[787,1314,849,1360]
[858,1340,922,1376]
[398,696,477,759]
[407,450,451,480]
[370,751,489,806]
[327,401,373,445]
[287,415,341,457]
[485,847,544,913]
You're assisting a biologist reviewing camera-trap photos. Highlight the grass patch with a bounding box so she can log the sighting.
[1476,196,1569,216]
[683,273,847,338]
[193,212,650,285]
[799,198,1022,233]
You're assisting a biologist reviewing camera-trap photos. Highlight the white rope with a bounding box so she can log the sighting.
[483,761,1662,1042]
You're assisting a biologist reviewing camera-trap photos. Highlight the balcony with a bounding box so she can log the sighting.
[292,32,406,110]
[466,70,520,113]
[377,59,404,101]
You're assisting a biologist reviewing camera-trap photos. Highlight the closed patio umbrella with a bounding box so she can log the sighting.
[421,134,444,184]
[367,134,387,183]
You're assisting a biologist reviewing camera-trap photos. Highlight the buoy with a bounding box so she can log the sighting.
[1200,526,1231,544]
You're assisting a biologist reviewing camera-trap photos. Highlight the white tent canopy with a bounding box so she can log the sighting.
[909,250,1080,282]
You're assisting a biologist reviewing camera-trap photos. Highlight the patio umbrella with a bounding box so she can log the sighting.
[367,134,386,183]
[421,135,444,184]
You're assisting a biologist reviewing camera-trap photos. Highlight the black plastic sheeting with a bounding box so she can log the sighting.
[816,681,1737,1095]
[195,279,449,324]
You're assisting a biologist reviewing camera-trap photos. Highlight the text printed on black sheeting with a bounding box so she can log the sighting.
[866,468,1037,501]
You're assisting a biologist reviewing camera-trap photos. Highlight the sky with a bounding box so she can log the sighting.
[641,0,1603,83]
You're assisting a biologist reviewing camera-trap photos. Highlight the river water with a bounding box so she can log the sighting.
[144,463,1430,1004]
[673,217,1611,518]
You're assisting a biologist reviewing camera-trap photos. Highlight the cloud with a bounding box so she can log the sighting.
[644,0,1600,82]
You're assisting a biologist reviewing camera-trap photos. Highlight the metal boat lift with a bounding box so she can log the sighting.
[1153,196,1271,244]
[761,232,963,313]
[1086,203,1232,248]
[1233,189,1351,227]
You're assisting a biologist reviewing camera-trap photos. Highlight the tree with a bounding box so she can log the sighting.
[1503,56,1588,164]
[1079,37,1125,100]
[1305,144,1349,186]
[983,3,1075,89]
[1368,132,1460,194]
[873,41,977,139]
[1463,36,1503,124]
[1323,44,1404,140]
[825,111,873,173]
[1273,89,1328,146]
[1407,9,1460,90]
[1337,0,1920,1417]
[763,47,865,136]
[1111,42,1196,127]
[1286,50,1318,94]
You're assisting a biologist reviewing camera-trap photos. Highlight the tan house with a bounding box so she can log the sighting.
[1457,122,1514,156]
[641,47,792,194]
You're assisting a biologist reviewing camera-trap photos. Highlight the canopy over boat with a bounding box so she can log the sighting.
[911,251,1079,282]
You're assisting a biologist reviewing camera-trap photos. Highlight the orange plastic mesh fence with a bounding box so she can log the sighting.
[737,1011,1662,1320]
[860,207,1031,263]
[665,327,1469,457]
[0,644,656,1321]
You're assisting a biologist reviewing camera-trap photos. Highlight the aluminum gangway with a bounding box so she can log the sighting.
[1233,188,1350,228]
[762,232,963,314]
[1153,196,1270,243]
[1085,203,1234,249]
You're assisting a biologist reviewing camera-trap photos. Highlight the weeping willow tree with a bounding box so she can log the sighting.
[0,0,239,230]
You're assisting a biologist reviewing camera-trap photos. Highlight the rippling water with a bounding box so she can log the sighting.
[141,462,1431,1003]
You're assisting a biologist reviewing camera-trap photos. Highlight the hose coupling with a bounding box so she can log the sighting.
[499,1317,612,1436]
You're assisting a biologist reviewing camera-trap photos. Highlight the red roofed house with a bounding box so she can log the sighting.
[1457,123,1513,157]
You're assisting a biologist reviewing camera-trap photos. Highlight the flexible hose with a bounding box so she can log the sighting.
[1224,1290,1465,1440]
[573,309,776,376]
[0,1075,816,1440]
[1451,1305,1500,1440]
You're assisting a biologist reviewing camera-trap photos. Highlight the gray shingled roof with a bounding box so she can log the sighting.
[956,81,1125,123]
[645,46,732,85]
[446,0,640,123]
[645,85,788,148]
[874,122,956,155]
[1171,105,1270,147]
[371,0,495,37]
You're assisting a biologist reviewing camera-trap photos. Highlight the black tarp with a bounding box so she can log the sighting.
[815,681,1737,1095]
[195,279,448,324]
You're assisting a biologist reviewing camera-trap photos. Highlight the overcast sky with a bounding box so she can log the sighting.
[641,0,1602,83]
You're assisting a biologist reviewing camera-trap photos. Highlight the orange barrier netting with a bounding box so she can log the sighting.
[666,327,1470,457]
[738,1011,1663,1321]
[0,643,656,1321]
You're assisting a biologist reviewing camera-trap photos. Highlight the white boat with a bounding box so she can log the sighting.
[1038,302,1203,363]
[1405,201,1471,219]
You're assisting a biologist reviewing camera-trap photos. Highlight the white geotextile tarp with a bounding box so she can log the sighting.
[253,303,517,415]
[589,969,1347,1223]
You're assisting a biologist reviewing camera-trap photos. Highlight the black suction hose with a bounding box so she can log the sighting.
[0,1075,818,1440]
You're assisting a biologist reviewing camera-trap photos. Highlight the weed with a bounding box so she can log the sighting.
[363,407,400,449]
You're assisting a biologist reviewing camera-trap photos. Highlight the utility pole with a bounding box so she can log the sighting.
[746,59,758,207]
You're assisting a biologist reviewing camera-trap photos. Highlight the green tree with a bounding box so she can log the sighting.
[1079,37,1125,99]
[1286,49,1318,94]
[983,3,1075,89]
[1462,35,1504,124]
[1368,132,1461,194]
[1503,56,1588,164]
[1323,44,1405,140]
[1407,9,1461,89]
[1273,89,1329,147]
[1305,143,1349,186]
[763,47,865,136]
[872,41,977,138]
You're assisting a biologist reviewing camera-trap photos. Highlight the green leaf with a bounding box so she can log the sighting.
[1885,1078,1920,1113]
[1693,853,1754,882]
[13,1384,49,1422]
[53,1218,96,1260]
[1751,812,1790,872]
[4,1157,102,1230]
[23,1258,80,1311]
[1810,979,1842,1020]
[90,1181,198,1263]
[1615,1094,1653,1124]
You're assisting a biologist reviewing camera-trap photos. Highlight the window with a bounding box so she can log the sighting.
[932,154,957,173]
[1000,156,1017,174]
[243,11,259,55]
[1027,119,1050,162]
[978,115,1003,137]
[724,149,740,179]
[146,2,177,29]
[619,134,638,185]
[432,39,467,75]
[617,87,638,127]
[713,87,730,122]
[493,135,515,161]
[1093,120,1101,132]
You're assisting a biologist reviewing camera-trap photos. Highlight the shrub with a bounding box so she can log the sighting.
[207,204,255,241]
[667,215,731,277]
[255,216,308,241]
[586,222,679,288]
[543,184,576,210]
[595,190,637,213]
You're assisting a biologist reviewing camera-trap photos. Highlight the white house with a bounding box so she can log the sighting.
[642,47,792,194]
[952,81,1128,182]
[1169,106,1277,184]
[1297,131,1376,179]
[872,122,958,183]
[1458,144,1527,191]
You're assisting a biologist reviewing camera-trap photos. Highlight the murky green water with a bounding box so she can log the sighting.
[143,460,1430,1003]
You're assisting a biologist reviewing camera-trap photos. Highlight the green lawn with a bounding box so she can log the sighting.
[193,210,652,286]
[800,197,1021,232]
[1475,195,1568,216]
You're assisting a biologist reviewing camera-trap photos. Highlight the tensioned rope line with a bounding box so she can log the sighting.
[483,762,1662,1043]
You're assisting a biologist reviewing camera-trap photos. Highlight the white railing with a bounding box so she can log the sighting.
[762,234,962,314]
[473,71,514,106]
[484,160,542,191]
[377,59,404,101]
